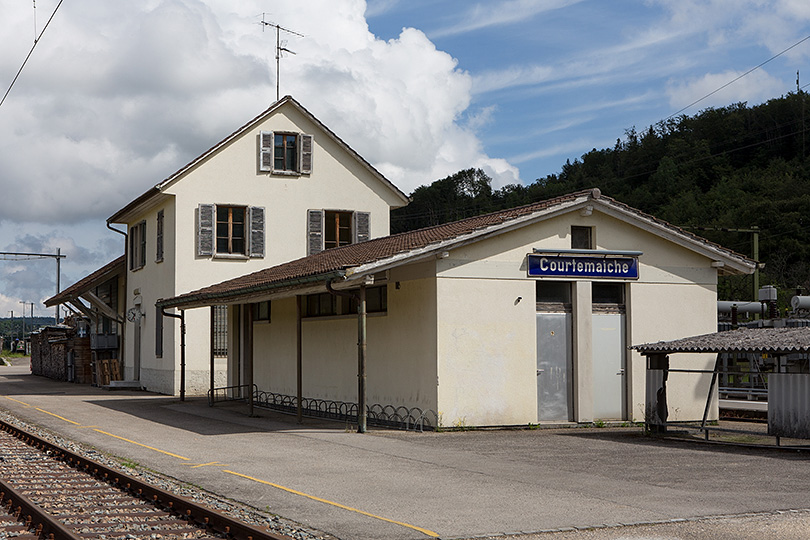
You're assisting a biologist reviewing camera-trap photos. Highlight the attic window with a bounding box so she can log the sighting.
[571,226,593,249]
[259,131,312,174]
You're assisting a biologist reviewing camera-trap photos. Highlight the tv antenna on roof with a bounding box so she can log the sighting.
[261,14,304,101]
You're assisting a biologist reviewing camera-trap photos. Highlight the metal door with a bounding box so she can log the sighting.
[592,313,625,419]
[536,313,573,422]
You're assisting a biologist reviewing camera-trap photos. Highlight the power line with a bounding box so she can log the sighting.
[666,34,810,120]
[0,0,64,109]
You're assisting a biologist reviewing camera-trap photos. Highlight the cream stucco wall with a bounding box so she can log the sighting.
[252,263,439,415]
[430,206,722,425]
[118,101,403,395]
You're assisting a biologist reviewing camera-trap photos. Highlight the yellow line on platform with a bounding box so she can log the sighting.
[189,461,225,468]
[35,408,80,425]
[93,429,190,461]
[223,470,439,538]
[3,396,32,407]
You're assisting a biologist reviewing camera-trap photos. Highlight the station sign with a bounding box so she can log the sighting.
[527,254,639,279]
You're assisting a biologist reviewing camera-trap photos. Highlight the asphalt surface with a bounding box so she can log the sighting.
[0,358,808,540]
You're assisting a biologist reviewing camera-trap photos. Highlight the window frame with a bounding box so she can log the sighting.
[253,301,271,323]
[216,205,247,256]
[274,132,298,172]
[303,285,388,318]
[571,226,594,250]
[129,220,146,271]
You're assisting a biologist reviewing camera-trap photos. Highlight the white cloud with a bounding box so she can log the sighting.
[431,0,585,38]
[0,0,520,310]
[0,0,515,226]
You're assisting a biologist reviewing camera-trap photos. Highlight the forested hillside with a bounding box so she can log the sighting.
[391,92,810,304]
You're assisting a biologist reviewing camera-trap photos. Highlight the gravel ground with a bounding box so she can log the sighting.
[0,409,336,540]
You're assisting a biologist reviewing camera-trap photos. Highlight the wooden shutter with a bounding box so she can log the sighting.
[197,204,214,257]
[128,229,136,270]
[155,305,163,358]
[249,206,265,258]
[259,131,274,172]
[307,209,324,255]
[353,211,370,243]
[299,134,313,174]
[138,221,146,268]
[156,210,164,262]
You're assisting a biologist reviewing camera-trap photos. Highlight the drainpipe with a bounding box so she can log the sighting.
[161,307,186,401]
[326,279,369,433]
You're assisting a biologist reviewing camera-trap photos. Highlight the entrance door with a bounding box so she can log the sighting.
[536,312,573,422]
[535,281,573,422]
[592,313,625,418]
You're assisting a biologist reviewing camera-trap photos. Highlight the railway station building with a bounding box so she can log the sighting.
[99,96,409,395]
[158,188,756,428]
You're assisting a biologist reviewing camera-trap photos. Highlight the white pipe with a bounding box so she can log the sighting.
[791,296,810,311]
[717,301,763,314]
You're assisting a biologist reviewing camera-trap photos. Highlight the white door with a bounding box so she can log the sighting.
[592,313,625,419]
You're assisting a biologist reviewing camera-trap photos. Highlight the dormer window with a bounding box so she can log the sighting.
[259,131,312,175]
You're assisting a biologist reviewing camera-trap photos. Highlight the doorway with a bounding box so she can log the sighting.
[591,282,626,420]
[535,281,573,422]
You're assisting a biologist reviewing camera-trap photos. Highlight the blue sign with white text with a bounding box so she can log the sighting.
[527,254,639,279]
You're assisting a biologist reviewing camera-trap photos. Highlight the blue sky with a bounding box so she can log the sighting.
[1,0,809,315]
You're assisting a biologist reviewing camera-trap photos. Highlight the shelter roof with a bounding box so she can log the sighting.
[633,326,810,355]
[158,188,756,310]
[44,255,125,307]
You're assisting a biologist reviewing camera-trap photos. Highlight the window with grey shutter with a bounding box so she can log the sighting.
[249,206,265,258]
[307,209,324,255]
[197,204,214,257]
[299,134,313,174]
[259,131,274,172]
[353,211,370,243]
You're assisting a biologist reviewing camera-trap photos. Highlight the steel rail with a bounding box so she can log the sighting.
[0,476,83,540]
[0,419,291,540]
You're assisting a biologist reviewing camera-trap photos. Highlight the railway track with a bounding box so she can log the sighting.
[0,419,291,540]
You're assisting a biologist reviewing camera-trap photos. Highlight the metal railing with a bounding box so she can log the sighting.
[253,389,438,432]
[208,384,257,407]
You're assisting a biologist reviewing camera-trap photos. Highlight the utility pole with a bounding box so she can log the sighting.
[8,311,13,344]
[19,301,26,340]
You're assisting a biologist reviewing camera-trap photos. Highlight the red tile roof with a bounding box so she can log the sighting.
[158,189,756,309]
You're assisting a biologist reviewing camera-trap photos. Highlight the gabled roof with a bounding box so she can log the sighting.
[108,96,409,224]
[157,189,757,310]
[44,255,125,307]
[633,326,810,355]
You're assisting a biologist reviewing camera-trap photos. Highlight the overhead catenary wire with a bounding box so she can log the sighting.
[0,0,64,109]
[666,34,810,120]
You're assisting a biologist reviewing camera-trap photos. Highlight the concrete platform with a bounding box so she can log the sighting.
[0,360,808,540]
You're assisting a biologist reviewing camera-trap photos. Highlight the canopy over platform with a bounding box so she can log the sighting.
[634,326,810,443]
